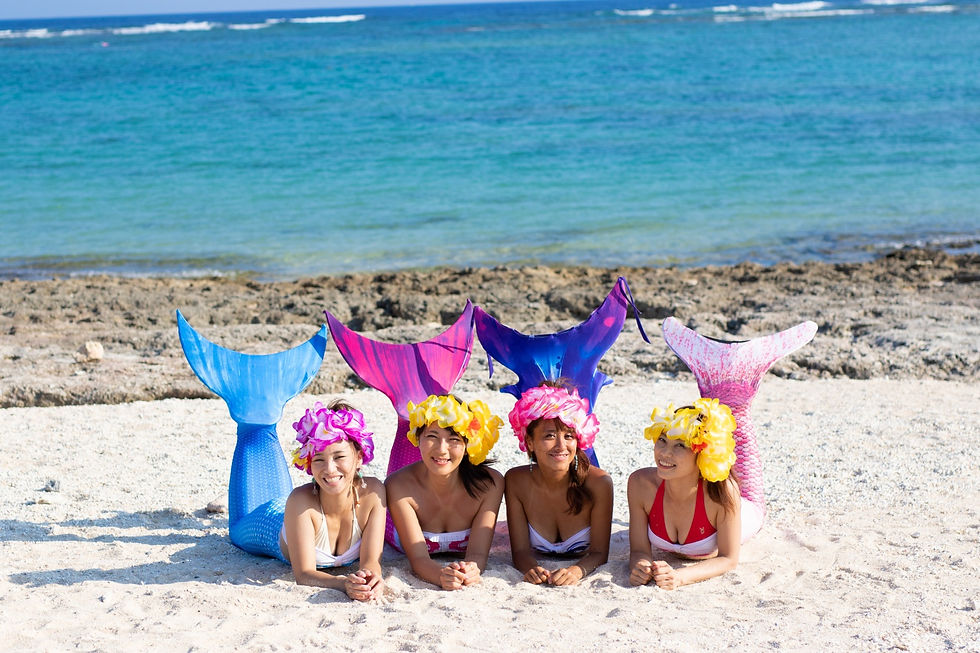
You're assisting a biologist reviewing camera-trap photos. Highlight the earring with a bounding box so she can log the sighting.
[529,452,537,471]
[573,454,579,473]
[357,469,366,489]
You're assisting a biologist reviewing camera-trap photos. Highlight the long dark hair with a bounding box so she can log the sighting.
[457,451,496,499]
[705,470,740,515]
[527,417,593,516]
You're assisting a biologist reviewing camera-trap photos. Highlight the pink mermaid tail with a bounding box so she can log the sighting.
[661,317,817,517]
[324,304,475,546]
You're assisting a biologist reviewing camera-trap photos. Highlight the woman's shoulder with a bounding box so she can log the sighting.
[285,482,318,510]
[384,462,421,491]
[627,467,661,491]
[504,463,532,483]
[503,464,533,494]
[585,465,614,491]
[360,476,386,498]
[484,465,505,486]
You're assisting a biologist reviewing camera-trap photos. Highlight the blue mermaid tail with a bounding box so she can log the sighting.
[474,277,649,465]
[176,310,328,560]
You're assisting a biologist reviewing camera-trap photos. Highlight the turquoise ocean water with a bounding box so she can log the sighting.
[2,0,978,280]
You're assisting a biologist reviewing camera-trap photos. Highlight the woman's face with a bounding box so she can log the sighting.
[653,435,698,479]
[309,440,362,496]
[527,418,578,473]
[417,423,467,476]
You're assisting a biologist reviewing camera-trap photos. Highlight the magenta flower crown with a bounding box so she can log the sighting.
[290,402,375,474]
[508,385,599,452]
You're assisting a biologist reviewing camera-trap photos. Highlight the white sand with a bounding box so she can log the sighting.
[2,378,978,651]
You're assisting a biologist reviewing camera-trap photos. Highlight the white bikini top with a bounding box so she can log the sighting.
[422,528,471,554]
[528,524,591,555]
[281,501,362,568]
[392,527,471,554]
[647,526,717,557]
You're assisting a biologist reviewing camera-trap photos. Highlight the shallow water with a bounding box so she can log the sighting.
[2,0,978,279]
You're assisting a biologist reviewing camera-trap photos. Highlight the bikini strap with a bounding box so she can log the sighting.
[649,481,670,541]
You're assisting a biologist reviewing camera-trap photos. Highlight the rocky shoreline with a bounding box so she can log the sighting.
[1,247,977,408]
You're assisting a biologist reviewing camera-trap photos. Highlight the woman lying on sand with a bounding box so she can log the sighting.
[505,383,613,586]
[279,401,387,601]
[627,398,760,590]
[385,394,505,591]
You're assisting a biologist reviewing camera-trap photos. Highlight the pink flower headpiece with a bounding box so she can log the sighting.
[508,385,600,452]
[290,402,375,474]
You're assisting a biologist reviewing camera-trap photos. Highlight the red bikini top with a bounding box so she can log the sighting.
[648,477,717,544]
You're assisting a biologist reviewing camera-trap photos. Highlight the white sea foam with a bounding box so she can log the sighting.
[111,21,215,35]
[613,8,656,16]
[746,1,875,18]
[769,1,831,11]
[0,28,54,39]
[60,28,102,37]
[769,7,873,17]
[713,5,741,12]
[909,4,956,11]
[228,22,272,30]
[290,14,366,24]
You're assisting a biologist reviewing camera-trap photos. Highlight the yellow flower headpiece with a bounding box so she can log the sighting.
[406,394,502,465]
[643,397,737,482]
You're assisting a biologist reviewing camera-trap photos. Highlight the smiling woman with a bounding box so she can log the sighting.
[504,382,614,586]
[279,400,387,601]
[385,394,505,591]
[626,399,760,590]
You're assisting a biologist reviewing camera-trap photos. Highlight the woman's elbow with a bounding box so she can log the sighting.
[718,554,739,573]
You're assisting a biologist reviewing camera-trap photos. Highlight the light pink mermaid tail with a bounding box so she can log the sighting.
[661,317,817,518]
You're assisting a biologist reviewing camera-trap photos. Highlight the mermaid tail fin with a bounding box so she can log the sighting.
[177,311,328,427]
[474,276,648,465]
[177,310,328,559]
[661,316,816,517]
[661,317,817,397]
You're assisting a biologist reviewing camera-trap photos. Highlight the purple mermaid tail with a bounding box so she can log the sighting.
[661,316,817,516]
[324,304,475,546]
[474,277,649,466]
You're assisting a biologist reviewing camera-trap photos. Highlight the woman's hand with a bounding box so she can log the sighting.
[345,569,384,601]
[523,566,551,585]
[548,565,584,586]
[629,560,654,586]
[438,562,466,590]
[457,561,482,586]
[439,561,482,590]
[651,560,681,590]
